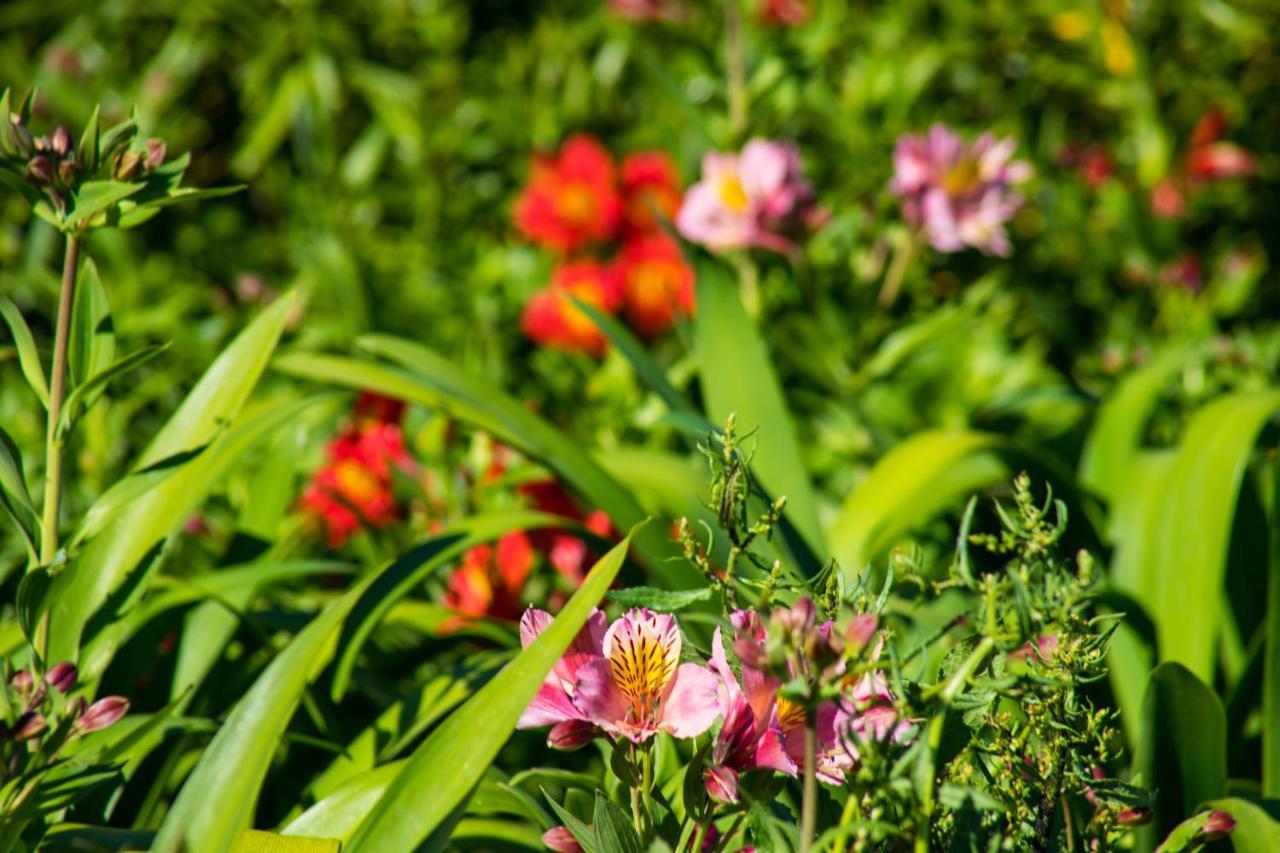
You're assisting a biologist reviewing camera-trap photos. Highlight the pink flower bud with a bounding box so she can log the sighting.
[733,635,768,669]
[1116,807,1152,827]
[113,148,143,181]
[772,597,816,636]
[703,764,740,805]
[13,711,46,741]
[74,696,129,734]
[45,662,77,694]
[144,138,166,171]
[50,125,71,157]
[547,719,598,751]
[25,155,54,185]
[542,826,584,853]
[845,614,879,652]
[1201,810,1235,840]
[11,669,33,694]
[58,156,77,183]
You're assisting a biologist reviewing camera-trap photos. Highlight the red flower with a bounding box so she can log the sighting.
[1186,107,1257,181]
[521,260,624,357]
[760,0,809,25]
[301,421,412,548]
[514,135,622,253]
[621,151,682,236]
[615,232,696,337]
[517,480,616,583]
[1149,177,1187,220]
[443,531,535,622]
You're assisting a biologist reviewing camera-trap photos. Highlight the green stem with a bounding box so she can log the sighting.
[724,0,747,139]
[713,811,747,853]
[692,816,710,853]
[39,231,82,566]
[631,743,643,834]
[34,231,81,660]
[879,228,919,308]
[734,254,760,318]
[800,716,817,853]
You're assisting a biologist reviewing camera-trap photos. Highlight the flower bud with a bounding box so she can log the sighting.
[1201,810,1235,840]
[45,662,77,694]
[74,696,129,734]
[772,597,816,638]
[4,115,33,158]
[547,719,598,751]
[12,711,46,741]
[113,148,142,181]
[25,155,54,185]
[844,613,879,653]
[733,635,768,669]
[50,125,71,157]
[1116,806,1152,827]
[11,669,33,695]
[58,155,77,184]
[144,138,166,171]
[542,826,584,853]
[703,764,740,805]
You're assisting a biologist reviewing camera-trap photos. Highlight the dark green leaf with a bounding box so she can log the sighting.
[606,586,713,611]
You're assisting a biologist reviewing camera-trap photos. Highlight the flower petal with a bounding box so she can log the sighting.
[658,663,721,739]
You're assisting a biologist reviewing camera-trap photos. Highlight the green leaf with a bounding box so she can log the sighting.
[64,180,147,231]
[829,430,1008,572]
[1136,662,1227,847]
[1079,348,1190,507]
[285,762,404,844]
[67,445,206,550]
[593,792,643,853]
[151,568,383,853]
[570,296,701,420]
[58,343,170,438]
[1203,798,1280,853]
[275,342,687,586]
[77,105,100,172]
[1265,459,1280,798]
[67,257,115,407]
[46,292,303,675]
[606,586,713,611]
[0,293,50,407]
[0,424,36,518]
[694,256,824,556]
[543,793,598,853]
[1152,391,1280,679]
[328,510,567,701]
[115,185,246,229]
[343,535,634,852]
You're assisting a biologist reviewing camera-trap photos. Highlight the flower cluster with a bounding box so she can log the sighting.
[890,124,1032,256]
[517,598,911,807]
[300,392,414,547]
[677,138,822,255]
[4,663,128,753]
[514,135,694,355]
[1150,106,1257,220]
[442,476,615,625]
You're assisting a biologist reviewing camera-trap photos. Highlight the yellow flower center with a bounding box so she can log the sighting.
[942,157,982,196]
[609,631,676,719]
[775,696,805,732]
[556,182,598,224]
[332,460,383,507]
[718,175,750,211]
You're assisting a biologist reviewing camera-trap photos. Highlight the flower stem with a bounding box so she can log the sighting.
[724,0,747,139]
[879,228,919,308]
[40,232,82,568]
[692,817,710,853]
[800,718,817,853]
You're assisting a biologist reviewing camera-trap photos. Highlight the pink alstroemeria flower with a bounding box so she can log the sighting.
[516,607,608,747]
[677,139,818,254]
[574,609,720,742]
[890,124,1032,256]
[716,608,850,788]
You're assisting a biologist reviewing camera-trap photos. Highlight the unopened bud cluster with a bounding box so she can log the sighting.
[3,661,130,792]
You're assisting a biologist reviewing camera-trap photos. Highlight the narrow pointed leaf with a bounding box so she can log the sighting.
[344,535,634,852]
[0,293,49,407]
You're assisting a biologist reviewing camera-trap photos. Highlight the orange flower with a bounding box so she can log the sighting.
[514,135,622,253]
[615,233,695,338]
[621,151,682,235]
[443,531,535,621]
[301,421,412,547]
[521,260,624,357]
